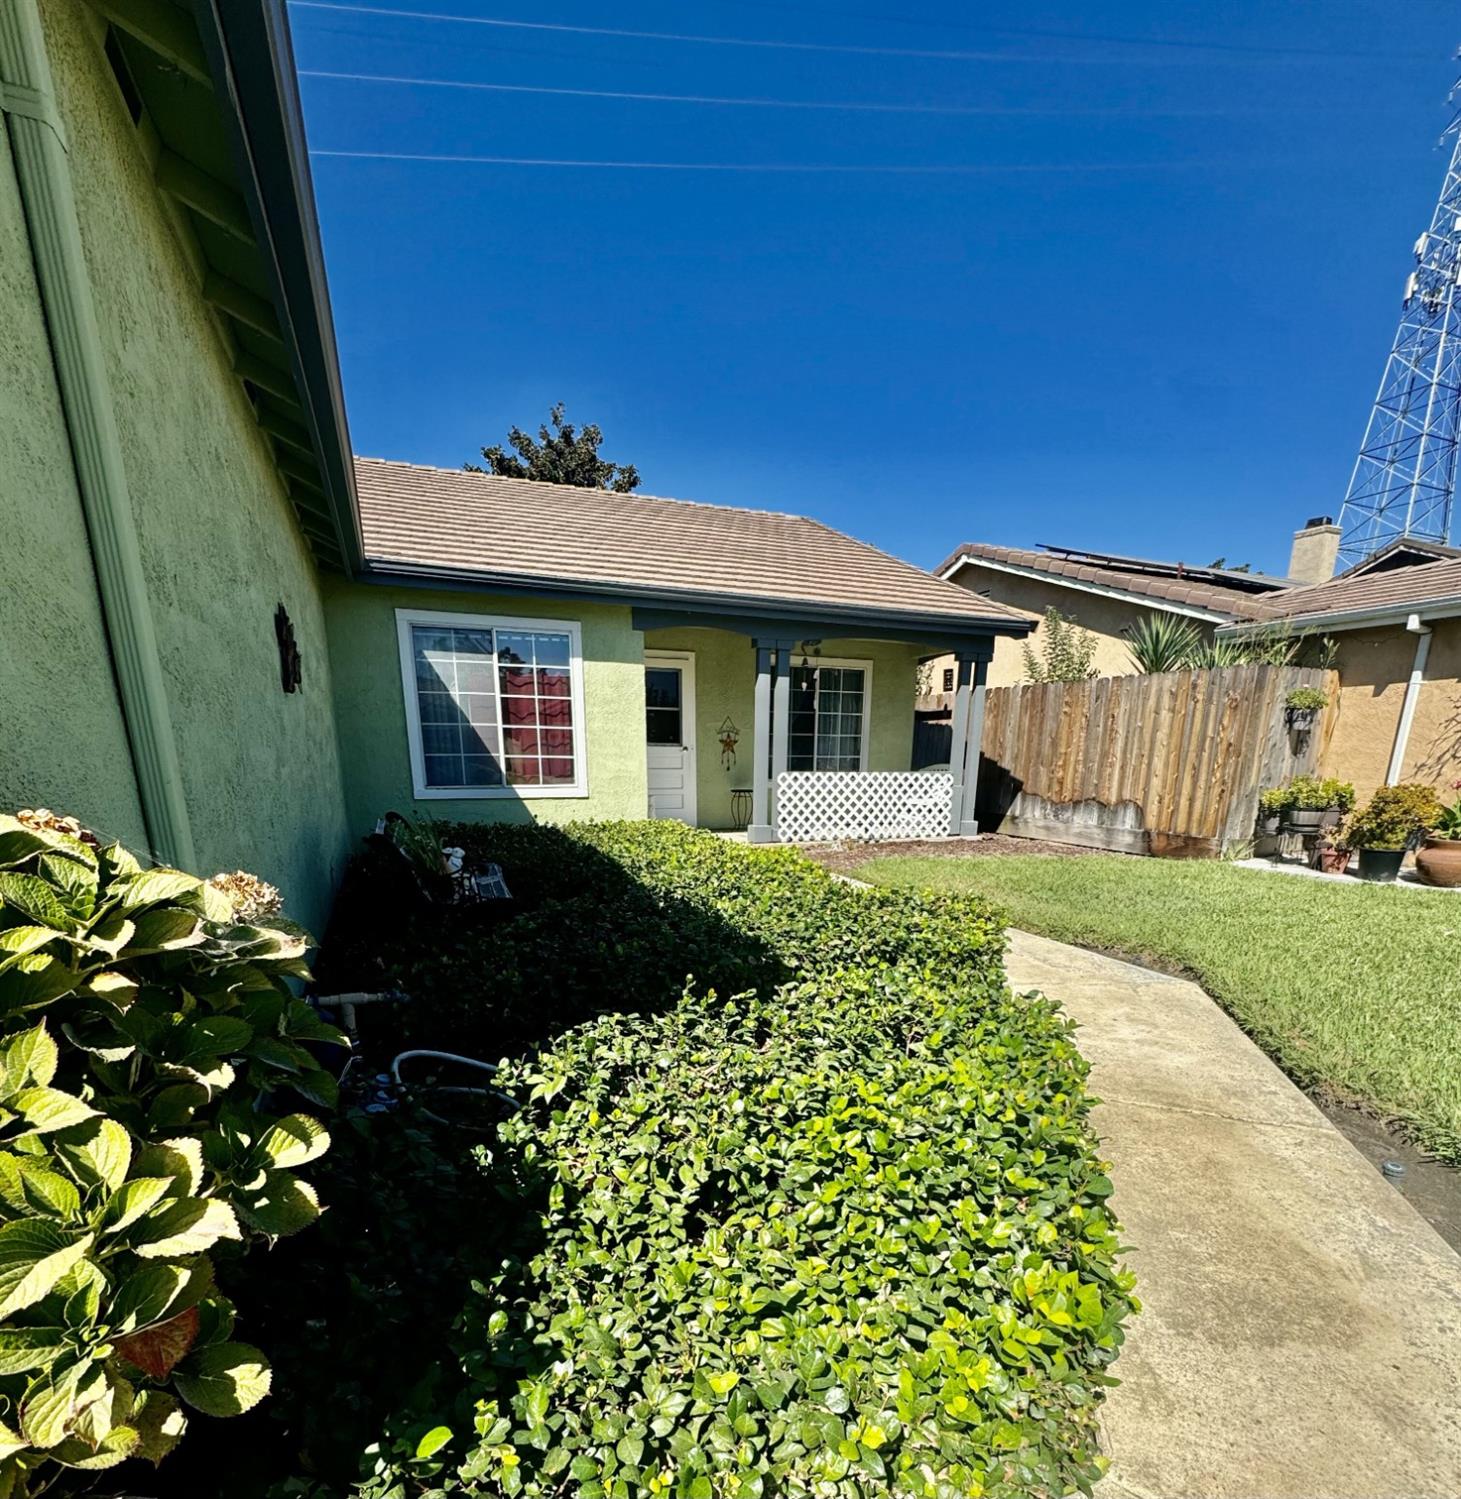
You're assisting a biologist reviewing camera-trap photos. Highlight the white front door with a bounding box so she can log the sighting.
[645,651,697,823]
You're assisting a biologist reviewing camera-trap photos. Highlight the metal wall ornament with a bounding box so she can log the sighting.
[718,717,740,769]
[274,603,302,693]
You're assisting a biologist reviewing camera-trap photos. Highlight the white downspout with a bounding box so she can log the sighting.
[1385,613,1433,785]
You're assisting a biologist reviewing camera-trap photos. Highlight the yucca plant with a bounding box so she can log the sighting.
[0,813,337,1494]
[1124,614,1203,674]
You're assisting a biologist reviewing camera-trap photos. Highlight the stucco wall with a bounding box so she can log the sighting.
[324,580,649,832]
[2,3,352,933]
[935,564,1218,693]
[0,118,148,850]
[1320,620,1461,805]
[642,629,922,830]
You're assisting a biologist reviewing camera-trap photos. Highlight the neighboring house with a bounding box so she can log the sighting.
[928,512,1459,803]
[3,0,1029,925]
[1220,543,1461,804]
[931,539,1307,693]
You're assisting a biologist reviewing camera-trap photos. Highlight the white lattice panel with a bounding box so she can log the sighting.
[774,771,953,843]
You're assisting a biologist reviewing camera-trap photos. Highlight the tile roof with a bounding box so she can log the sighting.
[940,542,1280,621]
[354,459,1028,631]
[1231,556,1461,626]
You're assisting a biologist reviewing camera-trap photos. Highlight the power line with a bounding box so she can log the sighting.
[287,2,1123,65]
[288,0,1434,66]
[715,0,1432,62]
[310,148,1400,173]
[300,67,1345,118]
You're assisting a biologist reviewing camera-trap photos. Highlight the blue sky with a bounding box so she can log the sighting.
[289,0,1459,577]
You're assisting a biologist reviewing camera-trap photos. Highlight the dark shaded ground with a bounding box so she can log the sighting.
[810,834,1461,1257]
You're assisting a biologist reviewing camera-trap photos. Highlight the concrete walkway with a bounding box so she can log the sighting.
[1003,930,1461,1499]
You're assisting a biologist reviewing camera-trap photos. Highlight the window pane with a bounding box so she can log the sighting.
[495,631,536,666]
[410,619,580,791]
[645,668,681,710]
[423,753,461,787]
[532,633,571,669]
[646,710,681,746]
[463,755,503,787]
[505,756,542,785]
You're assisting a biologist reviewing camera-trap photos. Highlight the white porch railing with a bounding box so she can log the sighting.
[774,770,953,843]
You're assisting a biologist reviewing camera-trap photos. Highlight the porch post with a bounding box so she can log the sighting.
[770,644,791,833]
[959,656,990,837]
[947,643,992,836]
[946,654,975,835]
[747,642,776,843]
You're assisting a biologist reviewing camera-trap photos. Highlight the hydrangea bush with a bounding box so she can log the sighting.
[0,814,335,1494]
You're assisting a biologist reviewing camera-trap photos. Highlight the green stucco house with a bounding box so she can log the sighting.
[1,0,1028,930]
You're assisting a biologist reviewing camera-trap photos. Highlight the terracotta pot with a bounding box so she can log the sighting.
[1317,846,1351,875]
[1415,836,1461,888]
[1356,848,1405,883]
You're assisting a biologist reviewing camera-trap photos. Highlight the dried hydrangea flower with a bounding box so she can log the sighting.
[207,869,283,923]
[17,808,98,846]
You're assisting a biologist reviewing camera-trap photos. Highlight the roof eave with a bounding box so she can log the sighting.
[360,558,1033,640]
[939,553,1243,625]
[191,0,364,572]
[1218,593,1461,636]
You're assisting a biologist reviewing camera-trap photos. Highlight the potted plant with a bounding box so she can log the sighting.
[1256,785,1290,836]
[1416,781,1461,888]
[1345,783,1445,882]
[1315,821,1352,875]
[1283,774,1353,832]
[1284,685,1329,732]
[1316,776,1356,828]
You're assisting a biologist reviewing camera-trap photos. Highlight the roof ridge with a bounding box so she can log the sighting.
[353,455,815,526]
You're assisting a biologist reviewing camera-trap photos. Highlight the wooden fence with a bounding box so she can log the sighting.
[975,665,1339,857]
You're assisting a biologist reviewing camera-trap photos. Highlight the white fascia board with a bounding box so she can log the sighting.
[940,555,1235,625]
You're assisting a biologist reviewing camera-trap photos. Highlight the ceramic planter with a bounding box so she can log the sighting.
[1286,809,1326,832]
[1356,848,1405,883]
[1415,836,1461,888]
[1258,814,1281,836]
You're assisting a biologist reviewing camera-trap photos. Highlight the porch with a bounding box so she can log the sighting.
[635,603,1006,843]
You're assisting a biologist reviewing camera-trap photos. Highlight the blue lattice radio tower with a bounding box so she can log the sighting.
[1337,73,1461,568]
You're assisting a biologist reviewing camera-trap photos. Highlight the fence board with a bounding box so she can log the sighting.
[976,666,1338,858]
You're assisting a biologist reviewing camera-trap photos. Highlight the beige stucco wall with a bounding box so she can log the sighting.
[0,3,352,932]
[640,629,922,830]
[929,563,1218,696]
[1320,620,1461,805]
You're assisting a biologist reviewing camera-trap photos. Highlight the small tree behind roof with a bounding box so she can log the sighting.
[466,402,641,493]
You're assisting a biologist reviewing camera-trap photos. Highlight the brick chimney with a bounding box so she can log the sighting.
[1287,516,1340,585]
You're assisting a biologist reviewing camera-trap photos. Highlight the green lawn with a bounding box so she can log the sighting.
[855,853,1461,1162]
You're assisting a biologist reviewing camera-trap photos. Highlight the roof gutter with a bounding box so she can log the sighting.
[940,554,1240,625]
[361,559,1033,640]
[1,0,194,866]
[1218,593,1461,637]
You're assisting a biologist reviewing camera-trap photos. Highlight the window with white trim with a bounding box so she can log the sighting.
[771,660,872,772]
[396,611,587,797]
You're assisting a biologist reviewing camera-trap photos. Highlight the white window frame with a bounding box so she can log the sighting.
[394,607,590,799]
[781,655,874,772]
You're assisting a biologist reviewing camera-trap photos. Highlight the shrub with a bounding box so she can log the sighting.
[1021,608,1098,684]
[338,823,1133,1499]
[1346,783,1445,851]
[0,814,335,1494]
[1124,614,1202,675]
[1278,775,1354,813]
[1283,686,1329,714]
[1257,786,1291,818]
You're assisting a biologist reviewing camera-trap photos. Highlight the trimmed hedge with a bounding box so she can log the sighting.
[360,824,1133,1499]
